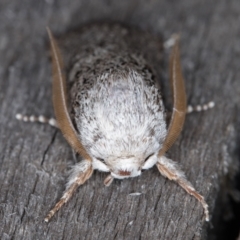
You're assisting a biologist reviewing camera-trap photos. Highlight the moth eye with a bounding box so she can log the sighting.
[96,158,105,163]
[144,153,154,162]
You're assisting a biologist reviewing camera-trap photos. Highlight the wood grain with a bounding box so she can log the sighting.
[0,0,239,239]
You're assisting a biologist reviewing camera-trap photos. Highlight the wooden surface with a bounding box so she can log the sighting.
[0,0,240,239]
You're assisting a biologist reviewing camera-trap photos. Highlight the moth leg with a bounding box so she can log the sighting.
[103,174,114,186]
[156,155,209,221]
[187,101,215,113]
[44,160,93,222]
[16,113,58,128]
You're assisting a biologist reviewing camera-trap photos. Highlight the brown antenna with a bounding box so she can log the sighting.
[47,28,92,161]
[158,37,187,157]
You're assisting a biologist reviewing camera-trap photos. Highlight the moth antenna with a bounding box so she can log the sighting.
[47,27,91,161]
[158,36,187,157]
[15,114,58,127]
[187,101,215,113]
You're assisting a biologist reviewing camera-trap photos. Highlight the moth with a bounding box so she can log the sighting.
[17,24,213,222]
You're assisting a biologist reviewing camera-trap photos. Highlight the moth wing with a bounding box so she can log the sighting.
[158,37,187,156]
[47,28,91,161]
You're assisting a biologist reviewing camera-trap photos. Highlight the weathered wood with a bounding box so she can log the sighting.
[0,0,239,239]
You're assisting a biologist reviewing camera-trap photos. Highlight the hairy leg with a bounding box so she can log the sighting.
[44,160,93,222]
[156,155,209,221]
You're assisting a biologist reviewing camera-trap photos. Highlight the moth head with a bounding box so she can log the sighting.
[93,151,158,179]
[107,156,142,179]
